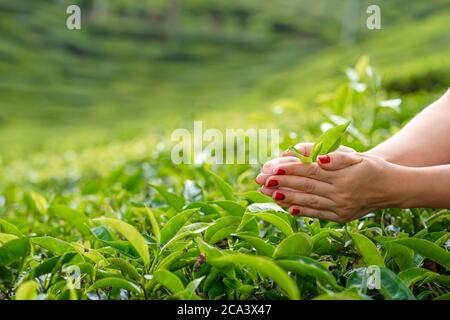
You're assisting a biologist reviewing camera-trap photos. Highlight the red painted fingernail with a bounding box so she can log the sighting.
[318,155,331,164]
[275,168,286,175]
[274,193,285,200]
[291,208,300,215]
[266,179,279,187]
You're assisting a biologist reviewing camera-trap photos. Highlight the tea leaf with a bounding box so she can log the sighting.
[160,208,198,244]
[350,232,385,267]
[310,121,351,161]
[15,280,38,300]
[277,255,341,290]
[51,205,91,236]
[236,234,275,257]
[211,254,300,300]
[273,233,312,258]
[208,170,235,200]
[150,184,185,211]
[88,277,141,294]
[94,218,150,268]
[392,238,450,270]
[154,270,185,294]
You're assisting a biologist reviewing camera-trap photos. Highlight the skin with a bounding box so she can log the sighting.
[256,88,450,223]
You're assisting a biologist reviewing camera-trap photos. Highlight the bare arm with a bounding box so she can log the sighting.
[367,89,450,167]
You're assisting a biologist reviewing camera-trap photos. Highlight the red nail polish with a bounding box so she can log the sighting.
[318,155,331,164]
[275,168,286,175]
[291,208,300,215]
[266,179,279,187]
[274,193,285,200]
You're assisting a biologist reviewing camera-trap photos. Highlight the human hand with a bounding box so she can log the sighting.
[255,142,354,186]
[259,151,404,223]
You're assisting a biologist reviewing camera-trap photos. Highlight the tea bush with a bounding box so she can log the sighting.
[0,59,449,301]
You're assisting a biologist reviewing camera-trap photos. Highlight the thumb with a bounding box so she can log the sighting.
[317,151,362,170]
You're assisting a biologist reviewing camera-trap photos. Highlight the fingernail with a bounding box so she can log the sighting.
[275,168,286,175]
[274,193,285,200]
[318,155,331,164]
[266,179,279,187]
[291,208,300,215]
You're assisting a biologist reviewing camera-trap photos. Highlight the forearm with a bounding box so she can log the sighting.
[390,164,450,209]
[367,89,450,167]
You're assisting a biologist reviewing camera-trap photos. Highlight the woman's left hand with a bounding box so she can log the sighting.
[258,152,404,223]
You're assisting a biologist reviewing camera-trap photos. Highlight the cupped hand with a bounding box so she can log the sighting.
[255,142,355,186]
[259,151,402,223]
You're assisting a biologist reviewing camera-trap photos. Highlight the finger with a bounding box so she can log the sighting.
[272,189,335,210]
[260,186,297,197]
[282,142,314,157]
[288,205,342,222]
[261,156,299,175]
[273,162,332,183]
[317,151,363,171]
[255,173,270,185]
[265,175,333,197]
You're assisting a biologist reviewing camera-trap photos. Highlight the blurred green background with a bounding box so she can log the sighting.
[0,0,449,161]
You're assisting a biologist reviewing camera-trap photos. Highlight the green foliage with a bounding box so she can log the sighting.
[0,58,448,301]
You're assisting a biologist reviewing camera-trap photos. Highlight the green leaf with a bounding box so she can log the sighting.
[0,238,30,266]
[210,254,300,300]
[108,258,141,282]
[398,268,430,287]
[0,233,18,243]
[29,191,48,214]
[392,238,450,270]
[160,208,198,244]
[31,237,74,255]
[273,233,312,258]
[153,270,185,294]
[249,212,293,237]
[236,234,275,257]
[150,184,185,211]
[178,277,204,299]
[0,218,24,237]
[16,280,38,300]
[51,205,91,236]
[88,277,141,294]
[196,237,224,260]
[204,216,240,243]
[310,121,351,161]
[378,267,415,300]
[286,146,312,163]
[346,267,415,300]
[350,232,385,267]
[208,226,236,244]
[29,252,77,279]
[246,202,286,214]
[382,242,414,270]
[211,200,246,216]
[145,207,161,245]
[238,191,273,204]
[208,170,235,200]
[277,256,341,290]
[94,218,150,268]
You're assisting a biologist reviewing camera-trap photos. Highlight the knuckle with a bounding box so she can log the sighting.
[305,164,320,177]
[306,196,320,208]
[302,179,315,193]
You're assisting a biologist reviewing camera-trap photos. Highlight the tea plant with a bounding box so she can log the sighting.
[0,59,449,301]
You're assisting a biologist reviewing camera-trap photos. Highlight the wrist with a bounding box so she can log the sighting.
[382,163,421,208]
